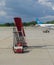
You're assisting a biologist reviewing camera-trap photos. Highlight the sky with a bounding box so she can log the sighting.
[0,0,54,23]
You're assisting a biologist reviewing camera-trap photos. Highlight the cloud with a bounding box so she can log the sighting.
[0,0,54,23]
[0,10,6,16]
[40,15,54,22]
[5,0,46,18]
[0,0,7,16]
[0,0,6,6]
[38,0,54,10]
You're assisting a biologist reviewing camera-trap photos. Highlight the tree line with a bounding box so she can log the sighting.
[0,20,54,26]
[0,21,36,26]
[46,20,54,24]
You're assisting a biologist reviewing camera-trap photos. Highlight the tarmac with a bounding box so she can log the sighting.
[0,27,54,65]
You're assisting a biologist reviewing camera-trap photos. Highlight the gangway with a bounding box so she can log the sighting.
[13,17,27,53]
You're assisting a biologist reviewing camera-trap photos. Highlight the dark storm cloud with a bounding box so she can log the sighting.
[0,0,54,23]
